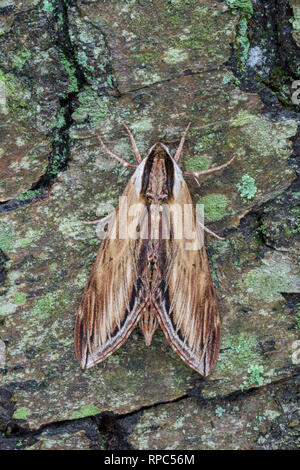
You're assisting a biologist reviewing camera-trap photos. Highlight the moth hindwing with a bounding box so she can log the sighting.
[75,123,235,375]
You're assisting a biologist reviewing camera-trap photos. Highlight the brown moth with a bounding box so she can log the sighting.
[74,122,236,376]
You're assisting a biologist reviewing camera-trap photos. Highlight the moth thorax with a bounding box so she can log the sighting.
[146,154,169,203]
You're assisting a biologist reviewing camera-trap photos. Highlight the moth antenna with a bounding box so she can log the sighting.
[97,135,137,168]
[185,155,237,177]
[121,121,143,163]
[197,219,225,240]
[174,122,192,163]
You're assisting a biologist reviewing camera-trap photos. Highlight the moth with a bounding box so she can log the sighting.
[74,122,236,376]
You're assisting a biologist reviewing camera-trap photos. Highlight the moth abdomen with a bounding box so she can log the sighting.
[139,304,158,346]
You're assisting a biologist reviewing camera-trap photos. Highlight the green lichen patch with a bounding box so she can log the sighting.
[15,189,42,202]
[0,70,30,114]
[193,132,220,152]
[237,174,257,200]
[73,405,101,419]
[60,51,79,94]
[184,129,230,173]
[31,291,71,320]
[163,48,189,64]
[225,1,252,69]
[185,155,210,172]
[290,2,300,47]
[225,0,253,16]
[72,88,111,125]
[291,12,300,34]
[215,332,261,377]
[0,224,43,254]
[14,293,27,305]
[41,0,56,13]
[10,49,32,71]
[197,194,229,222]
[13,407,31,420]
[230,110,256,127]
[0,223,14,252]
[163,48,188,64]
[241,365,264,391]
[236,17,250,69]
[215,406,226,417]
[295,309,300,331]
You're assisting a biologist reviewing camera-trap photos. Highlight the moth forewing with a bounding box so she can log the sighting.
[152,178,220,376]
[74,166,150,369]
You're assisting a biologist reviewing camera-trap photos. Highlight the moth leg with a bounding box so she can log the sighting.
[197,219,225,240]
[97,135,137,169]
[121,121,142,163]
[83,212,114,225]
[193,175,201,187]
[174,122,192,163]
[184,155,237,177]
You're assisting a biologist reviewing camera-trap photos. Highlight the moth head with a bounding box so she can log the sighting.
[146,142,172,160]
[133,141,183,200]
